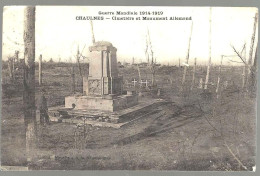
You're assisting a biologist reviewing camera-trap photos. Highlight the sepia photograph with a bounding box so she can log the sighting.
[0,6,258,171]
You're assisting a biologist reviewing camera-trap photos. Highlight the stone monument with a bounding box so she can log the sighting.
[65,41,138,112]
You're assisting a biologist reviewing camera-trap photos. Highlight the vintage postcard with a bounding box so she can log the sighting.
[1,6,258,171]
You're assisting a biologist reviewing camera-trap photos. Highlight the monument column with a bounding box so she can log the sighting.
[86,41,122,96]
[101,50,104,95]
[109,51,113,94]
[106,50,110,77]
[103,50,109,95]
[103,50,108,77]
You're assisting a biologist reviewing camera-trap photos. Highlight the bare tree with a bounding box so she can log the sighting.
[73,44,87,93]
[231,43,257,94]
[182,21,193,88]
[90,20,96,44]
[231,45,248,65]
[145,35,150,64]
[76,45,82,77]
[146,28,156,86]
[248,13,258,68]
[204,7,212,90]
[23,6,37,162]
[247,13,258,90]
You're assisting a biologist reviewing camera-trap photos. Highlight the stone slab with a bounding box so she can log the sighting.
[1,166,28,171]
[65,94,138,112]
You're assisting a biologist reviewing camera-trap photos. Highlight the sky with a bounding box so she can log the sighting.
[2,6,258,65]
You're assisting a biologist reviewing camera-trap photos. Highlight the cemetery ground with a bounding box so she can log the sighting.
[1,64,256,170]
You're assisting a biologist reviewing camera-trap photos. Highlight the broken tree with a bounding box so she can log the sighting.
[146,28,156,86]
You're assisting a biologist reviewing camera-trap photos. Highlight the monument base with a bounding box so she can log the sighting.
[48,99,165,128]
[65,94,138,112]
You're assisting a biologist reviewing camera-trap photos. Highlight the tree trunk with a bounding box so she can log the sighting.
[12,51,19,80]
[147,28,156,87]
[90,20,96,44]
[8,58,13,81]
[23,6,37,163]
[15,50,19,63]
[77,46,82,77]
[182,22,193,88]
[216,55,223,98]
[151,66,155,87]
[76,46,83,93]
[12,56,15,80]
[248,13,257,67]
[137,65,141,88]
[204,65,210,89]
[182,66,188,88]
[39,54,42,86]
[242,64,246,90]
[247,13,257,89]
[71,66,75,94]
[204,8,212,90]
[250,45,257,93]
[191,58,197,90]
[242,46,247,90]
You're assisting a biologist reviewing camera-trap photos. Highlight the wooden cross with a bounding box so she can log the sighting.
[132,79,137,87]
[140,80,149,87]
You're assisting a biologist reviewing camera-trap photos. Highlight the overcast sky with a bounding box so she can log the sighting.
[2,6,258,65]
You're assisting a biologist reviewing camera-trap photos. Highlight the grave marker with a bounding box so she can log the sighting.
[198,78,203,89]
[140,80,149,88]
[132,79,137,87]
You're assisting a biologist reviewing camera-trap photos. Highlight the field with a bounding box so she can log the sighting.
[1,62,256,170]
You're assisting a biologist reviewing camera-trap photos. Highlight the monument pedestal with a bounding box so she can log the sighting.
[65,94,138,112]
